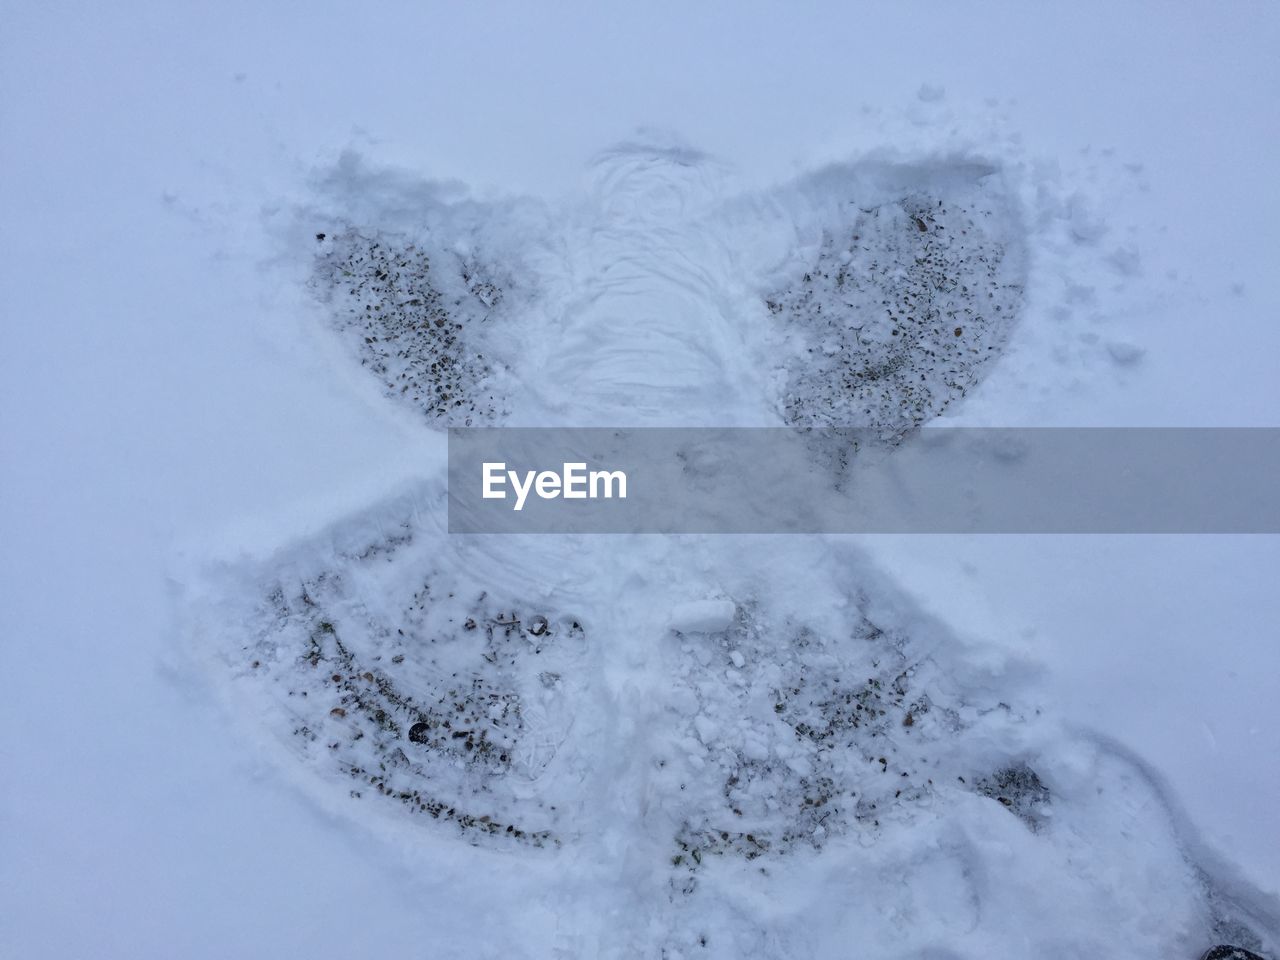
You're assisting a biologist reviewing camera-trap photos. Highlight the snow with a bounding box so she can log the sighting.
[3,2,1279,959]
[670,601,739,634]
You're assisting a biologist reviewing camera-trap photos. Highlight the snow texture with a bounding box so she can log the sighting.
[7,8,1280,958]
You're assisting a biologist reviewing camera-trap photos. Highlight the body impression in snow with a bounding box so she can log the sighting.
[186,146,1279,959]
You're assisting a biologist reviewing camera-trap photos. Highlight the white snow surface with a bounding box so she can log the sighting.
[3,3,1279,959]
[669,601,740,635]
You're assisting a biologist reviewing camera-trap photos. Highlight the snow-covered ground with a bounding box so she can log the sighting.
[3,3,1278,958]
